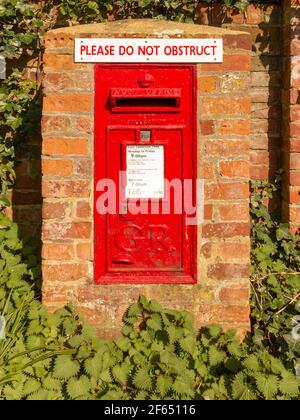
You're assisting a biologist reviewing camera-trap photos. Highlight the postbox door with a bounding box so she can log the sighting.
[94,64,196,284]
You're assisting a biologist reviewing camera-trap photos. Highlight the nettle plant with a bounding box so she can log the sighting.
[250,175,300,374]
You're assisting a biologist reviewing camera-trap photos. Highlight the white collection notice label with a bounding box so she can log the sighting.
[126,145,164,199]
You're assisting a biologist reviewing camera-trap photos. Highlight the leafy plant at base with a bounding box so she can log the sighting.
[250,174,300,374]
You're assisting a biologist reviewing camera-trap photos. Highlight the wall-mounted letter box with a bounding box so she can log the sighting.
[94,64,197,284]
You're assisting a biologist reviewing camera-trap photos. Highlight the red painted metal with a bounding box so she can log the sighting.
[94,64,197,284]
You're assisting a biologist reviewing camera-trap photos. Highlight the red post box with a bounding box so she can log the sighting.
[94,64,197,284]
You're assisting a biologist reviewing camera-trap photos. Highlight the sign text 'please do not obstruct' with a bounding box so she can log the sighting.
[75,38,223,63]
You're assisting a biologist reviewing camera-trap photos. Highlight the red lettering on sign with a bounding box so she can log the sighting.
[119,46,134,56]
[138,45,160,56]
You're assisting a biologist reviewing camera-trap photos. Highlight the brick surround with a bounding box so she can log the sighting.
[41,20,252,338]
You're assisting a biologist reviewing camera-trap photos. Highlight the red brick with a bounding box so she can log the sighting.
[289,139,300,153]
[223,34,251,50]
[290,154,300,170]
[290,105,300,122]
[197,304,250,324]
[290,188,300,204]
[74,159,93,176]
[202,98,251,116]
[208,263,249,279]
[43,201,71,219]
[250,150,279,166]
[76,200,91,218]
[200,241,211,258]
[202,223,249,238]
[42,180,90,198]
[291,57,300,87]
[290,123,300,137]
[200,120,214,135]
[42,243,74,260]
[198,76,217,93]
[43,289,74,307]
[201,161,214,179]
[42,159,73,176]
[205,182,249,200]
[250,88,280,104]
[289,206,300,223]
[204,204,213,220]
[44,34,74,49]
[205,140,249,157]
[43,137,87,156]
[76,116,93,133]
[42,115,72,134]
[250,166,273,180]
[219,287,249,302]
[251,71,281,88]
[219,203,249,221]
[43,263,89,281]
[43,54,85,70]
[218,120,250,136]
[201,54,251,72]
[76,243,93,260]
[44,72,92,92]
[43,93,92,113]
[43,222,91,240]
[219,160,249,178]
[251,119,280,135]
[290,171,300,185]
[291,39,300,56]
[218,242,250,259]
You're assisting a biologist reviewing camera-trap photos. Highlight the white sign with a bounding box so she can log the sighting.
[126,145,164,199]
[75,38,223,63]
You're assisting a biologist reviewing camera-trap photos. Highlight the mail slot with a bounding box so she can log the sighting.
[94,64,197,284]
[109,88,182,112]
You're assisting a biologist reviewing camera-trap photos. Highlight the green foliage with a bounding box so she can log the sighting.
[250,174,300,374]
[59,0,250,24]
[0,71,37,207]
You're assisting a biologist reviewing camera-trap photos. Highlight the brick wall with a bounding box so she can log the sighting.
[282,0,300,232]
[195,2,283,183]
[12,2,284,238]
[41,20,251,338]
